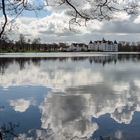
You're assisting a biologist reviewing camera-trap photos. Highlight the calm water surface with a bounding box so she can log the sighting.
[0,53,140,140]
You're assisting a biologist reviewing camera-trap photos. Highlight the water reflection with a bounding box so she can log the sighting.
[39,82,140,139]
[0,54,140,139]
[40,94,98,140]
[9,99,32,113]
[0,122,19,140]
[1,54,140,74]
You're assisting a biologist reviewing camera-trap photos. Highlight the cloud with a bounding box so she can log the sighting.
[113,12,131,21]
[0,61,103,91]
[134,15,140,24]
[9,99,31,112]
[134,80,140,88]
[3,55,140,139]
[39,94,98,140]
[8,13,103,42]
[3,0,139,42]
[13,80,140,139]
[10,15,140,42]
[2,56,140,126]
[113,82,130,92]
[114,130,123,140]
[38,78,140,139]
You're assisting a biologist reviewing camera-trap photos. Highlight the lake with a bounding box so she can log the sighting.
[0,53,140,140]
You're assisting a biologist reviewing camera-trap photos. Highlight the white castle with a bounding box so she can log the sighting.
[88,38,118,52]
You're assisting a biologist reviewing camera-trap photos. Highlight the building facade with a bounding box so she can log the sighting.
[88,39,118,52]
[67,43,88,52]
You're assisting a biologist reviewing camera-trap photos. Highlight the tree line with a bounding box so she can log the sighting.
[0,34,140,52]
[0,34,68,52]
[118,43,140,52]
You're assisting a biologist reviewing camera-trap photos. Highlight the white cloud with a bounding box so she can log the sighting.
[113,82,130,92]
[8,12,103,42]
[9,99,31,112]
[1,55,140,127]
[115,130,123,140]
[134,80,140,88]
[113,12,130,21]
[134,15,140,24]
[13,81,140,139]
[1,55,140,139]
[40,94,98,140]
[38,80,140,139]
[2,0,139,42]
[0,62,103,91]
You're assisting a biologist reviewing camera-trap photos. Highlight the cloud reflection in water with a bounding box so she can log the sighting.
[0,55,140,139]
[10,99,31,112]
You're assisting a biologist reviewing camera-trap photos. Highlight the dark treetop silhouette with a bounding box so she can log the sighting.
[0,0,139,38]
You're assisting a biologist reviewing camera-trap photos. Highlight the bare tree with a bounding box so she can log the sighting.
[0,0,140,38]
[1,0,7,38]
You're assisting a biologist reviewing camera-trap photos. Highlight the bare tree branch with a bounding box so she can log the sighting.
[0,0,8,38]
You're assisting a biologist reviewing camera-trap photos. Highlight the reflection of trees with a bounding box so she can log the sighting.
[118,54,140,62]
[0,122,19,140]
[0,57,41,73]
[0,58,13,74]
[1,54,140,74]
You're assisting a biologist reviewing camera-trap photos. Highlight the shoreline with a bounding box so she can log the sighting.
[0,52,140,58]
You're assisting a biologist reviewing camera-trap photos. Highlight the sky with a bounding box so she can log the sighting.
[1,0,140,43]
